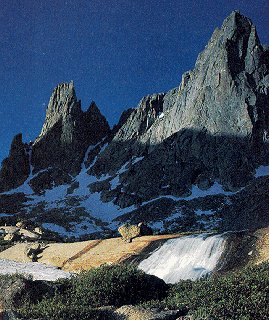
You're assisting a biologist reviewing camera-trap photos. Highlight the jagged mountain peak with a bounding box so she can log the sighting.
[91,11,269,203]
[49,80,77,105]
[46,80,78,117]
[86,101,105,118]
[36,81,81,142]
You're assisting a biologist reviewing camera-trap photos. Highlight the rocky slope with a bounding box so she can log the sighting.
[0,11,268,238]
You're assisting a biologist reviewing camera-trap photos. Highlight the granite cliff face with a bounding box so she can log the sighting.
[0,12,269,238]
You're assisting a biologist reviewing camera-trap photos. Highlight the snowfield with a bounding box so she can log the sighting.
[0,259,72,281]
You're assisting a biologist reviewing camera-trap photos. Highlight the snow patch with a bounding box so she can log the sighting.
[149,221,164,231]
[110,176,120,190]
[0,213,13,217]
[255,165,269,177]
[0,259,72,281]
[141,182,236,206]
[195,209,214,216]
[131,156,144,165]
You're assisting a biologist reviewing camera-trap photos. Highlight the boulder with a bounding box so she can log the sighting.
[15,221,25,228]
[118,222,153,242]
[0,226,19,235]
[34,227,43,235]
[18,229,39,241]
[114,305,183,320]
[3,234,19,242]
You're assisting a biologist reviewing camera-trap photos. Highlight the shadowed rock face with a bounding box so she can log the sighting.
[31,81,110,176]
[0,134,30,192]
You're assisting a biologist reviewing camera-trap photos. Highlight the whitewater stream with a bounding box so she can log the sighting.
[138,233,225,283]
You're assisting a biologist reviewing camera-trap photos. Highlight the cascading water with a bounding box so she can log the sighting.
[138,233,225,284]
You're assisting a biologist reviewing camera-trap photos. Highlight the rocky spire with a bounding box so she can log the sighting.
[0,134,30,192]
[31,82,110,175]
[35,81,80,143]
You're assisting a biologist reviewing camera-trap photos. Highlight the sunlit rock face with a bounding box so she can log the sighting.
[91,11,269,206]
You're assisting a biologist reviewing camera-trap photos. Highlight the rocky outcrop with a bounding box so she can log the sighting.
[32,81,110,176]
[0,134,30,192]
[114,305,184,320]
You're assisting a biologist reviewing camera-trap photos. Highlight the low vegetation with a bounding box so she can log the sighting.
[144,263,269,320]
[17,264,168,319]
[2,263,268,319]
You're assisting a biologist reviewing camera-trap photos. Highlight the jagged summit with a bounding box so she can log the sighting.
[36,81,80,143]
[0,82,110,192]
[31,81,110,175]
[91,10,269,203]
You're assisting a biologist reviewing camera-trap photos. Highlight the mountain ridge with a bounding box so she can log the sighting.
[0,11,269,239]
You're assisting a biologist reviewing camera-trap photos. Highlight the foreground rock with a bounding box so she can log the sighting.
[114,305,184,320]
[0,225,41,242]
[0,274,68,319]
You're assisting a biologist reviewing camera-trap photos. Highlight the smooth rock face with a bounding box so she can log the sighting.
[0,134,30,192]
[32,81,110,176]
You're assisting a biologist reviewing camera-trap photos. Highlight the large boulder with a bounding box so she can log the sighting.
[118,222,153,242]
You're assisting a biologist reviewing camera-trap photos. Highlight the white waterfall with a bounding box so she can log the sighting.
[138,233,225,283]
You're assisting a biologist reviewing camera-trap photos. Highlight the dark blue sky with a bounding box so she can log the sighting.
[0,0,269,162]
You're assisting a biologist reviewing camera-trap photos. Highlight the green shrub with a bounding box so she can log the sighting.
[17,263,168,319]
[18,297,115,320]
[17,263,269,320]
[70,263,168,307]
